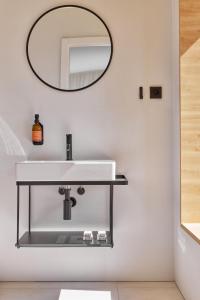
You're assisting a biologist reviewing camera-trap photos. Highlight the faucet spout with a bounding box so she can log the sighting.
[66,134,72,160]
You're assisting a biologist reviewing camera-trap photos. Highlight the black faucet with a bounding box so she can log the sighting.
[66,134,72,160]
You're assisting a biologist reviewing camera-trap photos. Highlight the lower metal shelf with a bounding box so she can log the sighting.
[16,177,129,248]
[16,231,112,248]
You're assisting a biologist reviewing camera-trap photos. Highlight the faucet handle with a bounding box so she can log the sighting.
[58,186,65,195]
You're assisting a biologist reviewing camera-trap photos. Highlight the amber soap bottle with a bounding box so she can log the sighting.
[32,114,43,145]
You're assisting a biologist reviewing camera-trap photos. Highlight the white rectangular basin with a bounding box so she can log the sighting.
[16,160,116,182]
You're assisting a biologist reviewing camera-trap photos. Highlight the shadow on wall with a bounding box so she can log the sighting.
[0,117,26,242]
[0,116,26,174]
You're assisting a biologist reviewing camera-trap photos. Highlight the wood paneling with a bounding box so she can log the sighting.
[180,0,200,55]
[180,0,200,225]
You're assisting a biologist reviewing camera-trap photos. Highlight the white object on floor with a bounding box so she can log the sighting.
[59,290,112,300]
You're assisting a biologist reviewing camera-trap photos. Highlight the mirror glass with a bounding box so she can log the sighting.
[27,5,113,91]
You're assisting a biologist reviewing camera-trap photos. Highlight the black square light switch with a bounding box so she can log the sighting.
[150,86,162,99]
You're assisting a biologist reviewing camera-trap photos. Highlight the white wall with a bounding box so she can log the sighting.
[0,0,173,281]
[172,1,200,299]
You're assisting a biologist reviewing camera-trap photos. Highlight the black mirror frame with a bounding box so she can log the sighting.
[26,5,113,92]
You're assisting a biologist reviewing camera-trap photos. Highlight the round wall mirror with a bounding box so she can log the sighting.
[26,5,113,91]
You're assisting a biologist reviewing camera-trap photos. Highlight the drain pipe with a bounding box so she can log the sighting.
[59,186,76,220]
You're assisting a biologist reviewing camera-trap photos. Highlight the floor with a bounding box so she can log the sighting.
[0,282,184,300]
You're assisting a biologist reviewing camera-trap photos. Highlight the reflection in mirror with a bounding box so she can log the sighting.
[60,37,111,89]
[27,6,113,91]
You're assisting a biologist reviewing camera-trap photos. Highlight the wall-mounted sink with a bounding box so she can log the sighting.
[16,160,116,182]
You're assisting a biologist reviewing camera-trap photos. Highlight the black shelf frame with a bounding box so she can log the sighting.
[16,175,128,248]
